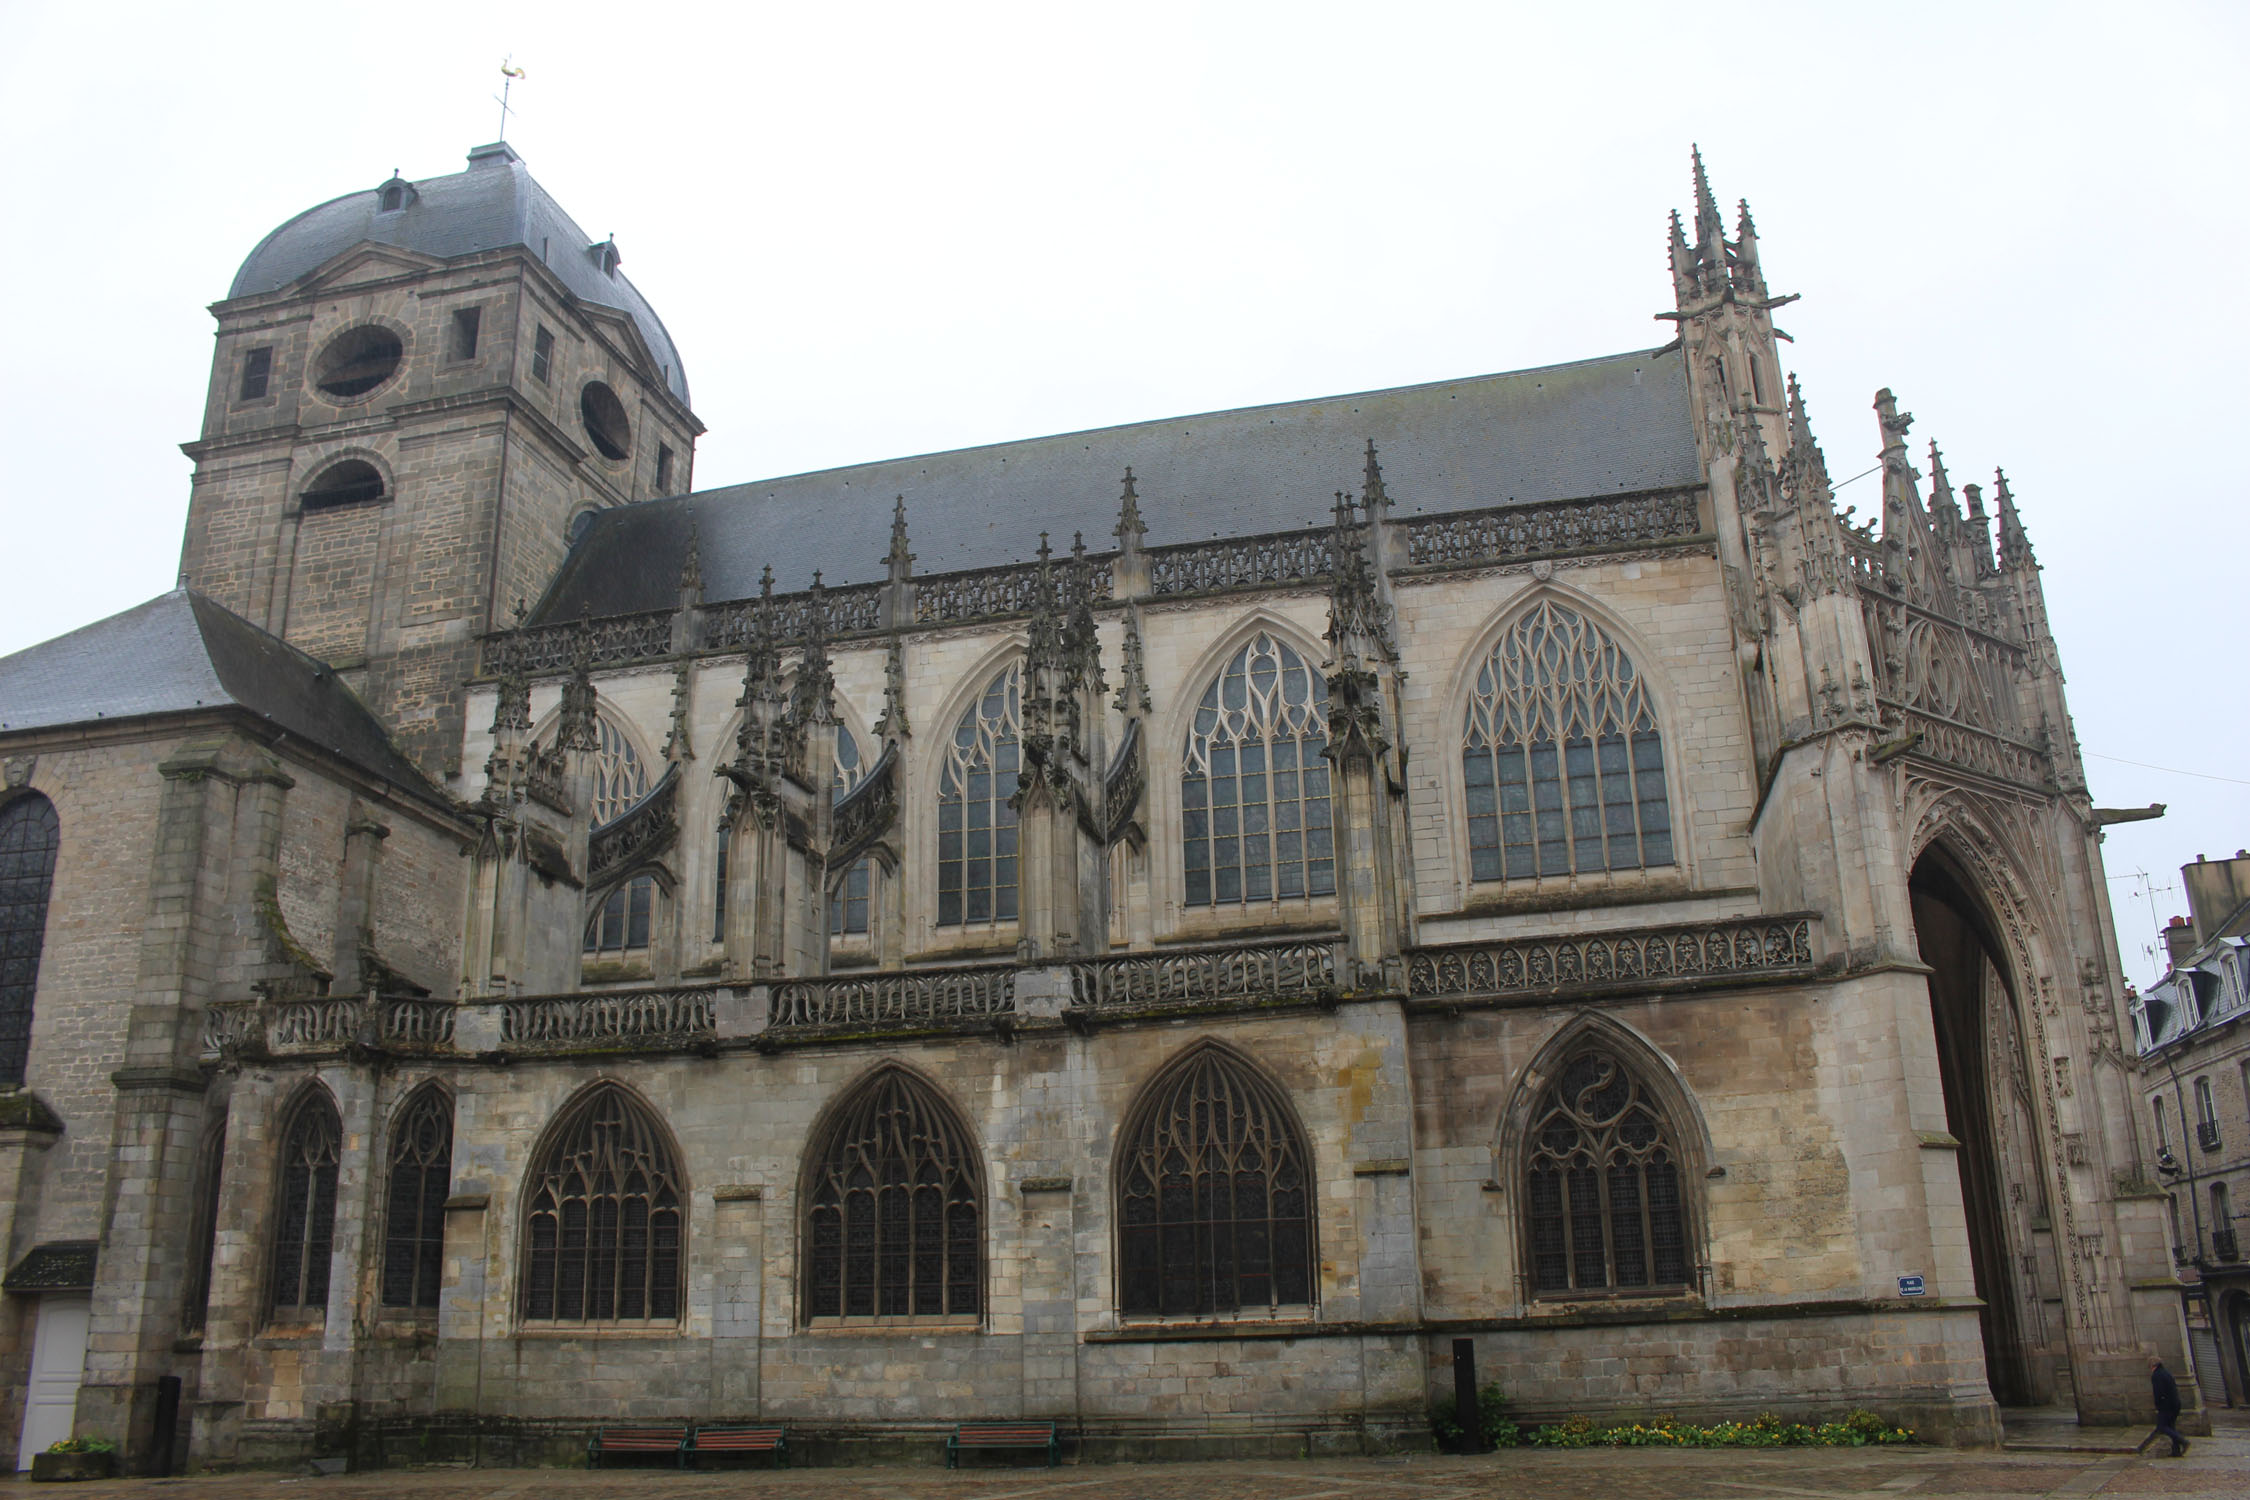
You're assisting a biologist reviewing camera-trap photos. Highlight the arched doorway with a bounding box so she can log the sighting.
[1910,844,2040,1406]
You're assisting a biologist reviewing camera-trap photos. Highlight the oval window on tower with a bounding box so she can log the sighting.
[580,382,631,462]
[313,326,404,400]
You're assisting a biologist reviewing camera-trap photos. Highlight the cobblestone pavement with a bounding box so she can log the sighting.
[22,1430,2246,1500]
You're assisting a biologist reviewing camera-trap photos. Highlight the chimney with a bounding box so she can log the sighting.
[2180,850,2250,945]
[2163,914,2198,970]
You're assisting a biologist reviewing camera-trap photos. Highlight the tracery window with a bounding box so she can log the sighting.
[1523,1050,1690,1295]
[1463,600,1673,881]
[182,1111,227,1330]
[831,726,872,937]
[381,1086,453,1310]
[269,1089,342,1321]
[936,663,1021,927]
[590,716,649,825]
[584,874,657,956]
[1182,635,1334,908]
[804,1069,981,1321]
[522,1085,683,1323]
[0,793,60,1086]
[1118,1047,1313,1317]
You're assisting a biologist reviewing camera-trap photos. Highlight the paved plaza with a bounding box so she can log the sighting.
[26,1421,2247,1500]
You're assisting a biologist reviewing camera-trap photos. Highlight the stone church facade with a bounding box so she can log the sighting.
[0,143,2192,1472]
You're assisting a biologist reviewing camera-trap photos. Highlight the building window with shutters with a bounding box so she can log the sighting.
[381,1085,453,1311]
[1117,1044,1314,1318]
[521,1084,684,1325]
[268,1087,342,1324]
[1522,1049,1693,1297]
[802,1068,981,1324]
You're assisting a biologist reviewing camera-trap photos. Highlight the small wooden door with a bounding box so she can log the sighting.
[15,1294,89,1469]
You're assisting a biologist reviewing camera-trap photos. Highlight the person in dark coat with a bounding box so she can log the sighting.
[2138,1354,2189,1457]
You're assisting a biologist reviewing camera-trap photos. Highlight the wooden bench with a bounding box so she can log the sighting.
[690,1425,789,1467]
[586,1426,688,1468]
[945,1421,1060,1468]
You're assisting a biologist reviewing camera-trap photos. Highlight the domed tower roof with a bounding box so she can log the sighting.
[228,142,689,404]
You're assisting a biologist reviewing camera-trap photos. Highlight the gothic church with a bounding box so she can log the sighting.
[0,142,2188,1471]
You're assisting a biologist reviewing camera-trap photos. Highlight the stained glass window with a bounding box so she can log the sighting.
[803,1069,981,1321]
[0,794,59,1086]
[522,1085,683,1322]
[831,727,872,936]
[584,874,656,955]
[936,663,1021,928]
[1182,636,1333,908]
[590,717,649,826]
[1119,1047,1313,1316]
[1523,1050,1690,1295]
[269,1089,341,1321]
[182,1111,227,1330]
[1463,600,1673,881]
[381,1086,453,1310]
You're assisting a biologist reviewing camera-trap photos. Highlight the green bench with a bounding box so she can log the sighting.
[586,1425,688,1467]
[690,1424,789,1467]
[946,1421,1060,1468]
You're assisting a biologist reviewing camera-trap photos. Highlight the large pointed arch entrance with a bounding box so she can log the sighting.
[1909,841,2046,1407]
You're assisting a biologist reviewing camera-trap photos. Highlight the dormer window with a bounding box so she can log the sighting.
[588,237,621,278]
[375,174,415,213]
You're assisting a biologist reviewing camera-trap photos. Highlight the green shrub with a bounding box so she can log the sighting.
[45,1436,116,1455]
[1521,1409,1912,1449]
[1429,1381,1521,1449]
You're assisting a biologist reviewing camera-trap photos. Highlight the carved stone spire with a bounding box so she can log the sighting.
[1324,491,1396,735]
[483,657,533,792]
[1691,145,1727,296]
[885,495,915,584]
[1064,532,1106,702]
[1114,613,1151,718]
[1780,373,1834,510]
[730,567,792,791]
[876,629,911,745]
[1114,468,1145,551]
[1962,481,1997,578]
[1361,439,1391,517]
[678,510,705,602]
[1732,199,1766,297]
[662,657,695,766]
[1873,388,1919,592]
[792,573,837,729]
[1668,208,1696,306]
[1994,468,2034,569]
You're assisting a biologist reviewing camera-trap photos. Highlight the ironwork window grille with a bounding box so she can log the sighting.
[0,793,59,1087]
[584,874,656,955]
[591,716,649,826]
[1119,1048,1313,1316]
[522,1085,684,1322]
[804,1069,981,1321]
[269,1090,342,1321]
[381,1087,454,1310]
[936,663,1021,927]
[182,1112,227,1329]
[1182,635,1334,907]
[1463,600,1673,881]
[831,728,872,936]
[1524,1050,1690,1295]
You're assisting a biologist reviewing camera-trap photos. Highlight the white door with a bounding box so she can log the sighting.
[16,1294,89,1469]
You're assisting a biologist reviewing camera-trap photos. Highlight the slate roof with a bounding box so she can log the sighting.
[0,591,444,803]
[532,346,1699,623]
[229,142,689,405]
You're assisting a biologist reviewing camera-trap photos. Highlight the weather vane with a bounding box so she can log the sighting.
[496,57,526,141]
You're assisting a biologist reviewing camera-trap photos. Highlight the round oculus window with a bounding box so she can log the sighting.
[580,382,631,462]
[313,325,404,400]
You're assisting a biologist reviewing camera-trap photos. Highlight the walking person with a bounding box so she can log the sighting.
[2135,1354,2189,1457]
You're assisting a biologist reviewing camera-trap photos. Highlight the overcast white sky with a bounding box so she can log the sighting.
[2,1,2243,984]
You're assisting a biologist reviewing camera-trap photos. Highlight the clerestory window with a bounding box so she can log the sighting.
[803,1068,981,1323]
[1181,634,1334,908]
[584,874,656,956]
[830,725,872,937]
[1523,1049,1691,1296]
[521,1084,684,1323]
[936,663,1021,928]
[1464,600,1673,881]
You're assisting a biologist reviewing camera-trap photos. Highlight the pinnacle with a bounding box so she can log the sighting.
[1362,439,1389,508]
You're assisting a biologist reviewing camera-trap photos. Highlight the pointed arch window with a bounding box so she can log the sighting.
[0,793,60,1086]
[1523,1050,1691,1295]
[1464,600,1673,881]
[182,1110,227,1330]
[590,717,649,825]
[804,1069,981,1322]
[584,873,658,956]
[1118,1048,1313,1316]
[381,1087,454,1310]
[1181,634,1334,907]
[522,1085,684,1323]
[269,1089,342,1321]
[936,663,1021,927]
[831,726,873,937]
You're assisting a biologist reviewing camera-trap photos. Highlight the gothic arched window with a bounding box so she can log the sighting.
[584,873,657,956]
[1523,1050,1691,1295]
[1118,1047,1313,1316]
[1182,634,1333,907]
[936,663,1021,928]
[381,1086,453,1310]
[804,1069,981,1322]
[0,793,60,1087]
[269,1088,341,1321]
[1464,600,1673,881]
[522,1085,684,1323]
[831,726,872,937]
[590,716,649,825]
[182,1110,227,1330]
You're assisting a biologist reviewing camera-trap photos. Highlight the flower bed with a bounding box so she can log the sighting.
[1432,1386,1914,1451]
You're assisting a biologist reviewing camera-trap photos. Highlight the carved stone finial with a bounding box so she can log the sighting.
[876,630,911,744]
[885,495,915,580]
[1361,439,1390,513]
[678,511,705,598]
[1994,468,2034,568]
[1115,468,1145,550]
[556,616,599,753]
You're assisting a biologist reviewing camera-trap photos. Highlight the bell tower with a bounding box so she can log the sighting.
[178,142,703,780]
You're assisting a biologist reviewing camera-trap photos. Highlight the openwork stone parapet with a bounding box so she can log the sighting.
[1404,913,1819,1007]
